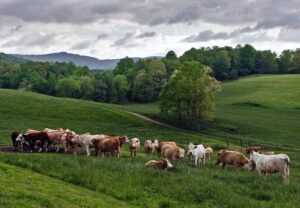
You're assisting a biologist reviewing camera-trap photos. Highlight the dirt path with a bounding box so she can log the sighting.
[125,111,180,130]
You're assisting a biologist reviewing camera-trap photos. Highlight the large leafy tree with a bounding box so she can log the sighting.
[213,50,231,80]
[56,78,80,98]
[113,57,134,75]
[112,75,128,103]
[160,61,220,129]
[132,71,155,102]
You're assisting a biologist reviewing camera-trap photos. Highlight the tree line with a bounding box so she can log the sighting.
[1,45,300,104]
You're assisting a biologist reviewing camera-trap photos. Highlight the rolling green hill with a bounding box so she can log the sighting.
[114,75,300,148]
[0,75,299,207]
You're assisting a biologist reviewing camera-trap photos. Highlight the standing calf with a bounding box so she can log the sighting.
[205,147,213,160]
[129,138,140,157]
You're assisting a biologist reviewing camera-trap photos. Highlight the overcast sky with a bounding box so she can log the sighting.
[0,0,299,59]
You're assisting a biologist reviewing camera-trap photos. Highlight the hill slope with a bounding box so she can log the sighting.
[0,88,299,207]
[112,75,300,148]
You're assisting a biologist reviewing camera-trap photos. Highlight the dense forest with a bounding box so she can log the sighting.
[1,44,300,104]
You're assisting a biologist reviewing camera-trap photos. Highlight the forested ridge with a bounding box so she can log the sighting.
[1,44,300,104]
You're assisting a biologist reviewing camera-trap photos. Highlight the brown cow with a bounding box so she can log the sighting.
[216,150,252,169]
[153,139,177,156]
[129,138,140,157]
[16,132,49,152]
[145,158,173,170]
[94,137,120,158]
[245,146,262,154]
[144,140,154,156]
[44,129,66,152]
[161,144,185,160]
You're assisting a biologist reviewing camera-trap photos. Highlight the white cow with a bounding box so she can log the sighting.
[71,133,106,156]
[250,151,290,184]
[187,143,206,166]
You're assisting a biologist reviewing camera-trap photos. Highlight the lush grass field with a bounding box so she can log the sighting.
[0,75,299,207]
[114,75,300,148]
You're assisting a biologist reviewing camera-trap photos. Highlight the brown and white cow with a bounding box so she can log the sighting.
[153,140,177,157]
[16,132,49,152]
[145,158,173,170]
[144,140,154,156]
[161,144,185,160]
[216,150,252,169]
[61,130,78,155]
[129,138,140,157]
[44,128,66,152]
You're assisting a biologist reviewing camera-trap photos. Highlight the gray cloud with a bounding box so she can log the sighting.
[277,28,300,42]
[111,32,135,47]
[97,33,109,40]
[184,30,230,42]
[71,40,93,50]
[136,32,156,39]
[2,33,56,47]
[0,0,298,30]
[10,25,22,33]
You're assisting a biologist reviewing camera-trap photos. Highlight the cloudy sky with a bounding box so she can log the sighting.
[0,0,299,59]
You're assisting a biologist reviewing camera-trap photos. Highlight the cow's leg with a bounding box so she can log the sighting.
[86,145,90,156]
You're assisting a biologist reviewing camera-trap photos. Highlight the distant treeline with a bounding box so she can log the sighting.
[0,44,300,103]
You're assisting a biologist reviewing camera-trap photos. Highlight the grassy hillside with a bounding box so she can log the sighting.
[114,75,300,148]
[0,162,135,208]
[0,84,299,207]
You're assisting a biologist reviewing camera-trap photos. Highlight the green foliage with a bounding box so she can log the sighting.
[165,50,178,60]
[113,57,134,75]
[56,78,80,98]
[213,50,231,80]
[112,74,128,103]
[132,71,155,101]
[160,62,220,129]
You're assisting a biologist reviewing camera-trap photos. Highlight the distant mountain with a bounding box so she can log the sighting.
[0,52,24,64]
[13,52,161,70]
[13,52,124,70]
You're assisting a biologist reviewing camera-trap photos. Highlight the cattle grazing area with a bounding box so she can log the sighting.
[0,75,300,207]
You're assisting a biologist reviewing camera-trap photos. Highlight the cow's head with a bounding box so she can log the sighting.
[244,160,256,170]
[15,134,24,142]
[153,139,159,148]
[71,134,80,143]
[125,136,129,143]
[187,143,195,161]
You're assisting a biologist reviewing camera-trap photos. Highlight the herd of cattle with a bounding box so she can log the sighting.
[10,128,290,184]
